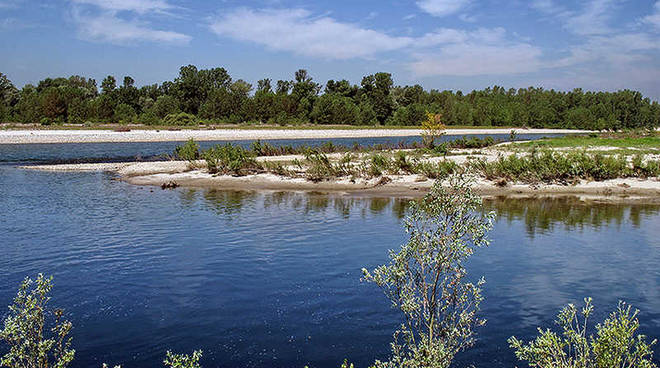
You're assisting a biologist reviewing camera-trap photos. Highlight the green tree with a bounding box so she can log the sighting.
[363,177,496,368]
[40,87,66,123]
[361,73,394,124]
[153,95,180,119]
[0,274,75,368]
[114,103,136,124]
[310,94,360,125]
[509,298,657,368]
[101,76,117,95]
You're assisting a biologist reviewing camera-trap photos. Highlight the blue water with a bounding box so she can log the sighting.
[1,136,659,368]
[0,133,565,164]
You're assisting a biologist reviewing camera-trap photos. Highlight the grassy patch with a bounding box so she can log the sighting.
[470,150,660,184]
[509,132,660,151]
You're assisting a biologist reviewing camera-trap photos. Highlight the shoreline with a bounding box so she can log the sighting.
[0,128,589,144]
[21,160,660,203]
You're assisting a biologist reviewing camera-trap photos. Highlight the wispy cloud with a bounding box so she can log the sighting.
[416,0,471,17]
[72,11,191,44]
[209,8,413,59]
[0,0,22,9]
[209,7,544,77]
[70,0,176,15]
[70,0,190,45]
[563,0,618,36]
[410,28,543,76]
[643,1,660,30]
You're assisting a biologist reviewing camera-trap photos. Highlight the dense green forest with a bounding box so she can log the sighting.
[1,66,659,129]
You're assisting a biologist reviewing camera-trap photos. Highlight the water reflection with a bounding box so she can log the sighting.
[190,190,660,236]
[196,190,412,220]
[485,197,660,237]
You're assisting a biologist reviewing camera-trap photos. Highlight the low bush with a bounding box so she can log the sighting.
[368,153,390,177]
[174,138,200,161]
[304,152,340,182]
[471,150,658,184]
[413,160,459,179]
[202,144,260,175]
[509,298,657,368]
[163,113,199,126]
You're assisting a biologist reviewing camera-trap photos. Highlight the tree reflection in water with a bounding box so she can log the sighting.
[181,189,660,238]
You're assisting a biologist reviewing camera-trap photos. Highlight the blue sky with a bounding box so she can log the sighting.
[1,0,660,100]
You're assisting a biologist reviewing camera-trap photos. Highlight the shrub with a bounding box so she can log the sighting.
[414,160,459,179]
[304,152,340,182]
[174,138,200,161]
[509,298,657,368]
[393,151,414,174]
[138,110,161,126]
[163,112,198,126]
[0,274,75,368]
[202,144,260,175]
[114,103,137,124]
[368,153,390,177]
[472,150,645,184]
[163,350,203,368]
[363,177,496,368]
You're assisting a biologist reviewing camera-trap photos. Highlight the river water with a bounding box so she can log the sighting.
[1,134,659,368]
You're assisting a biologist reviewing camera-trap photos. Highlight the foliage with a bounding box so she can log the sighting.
[114,103,136,124]
[163,350,203,368]
[174,138,200,161]
[421,112,446,148]
[509,298,657,368]
[413,160,459,180]
[163,112,198,126]
[363,177,496,368]
[1,69,659,129]
[202,144,260,175]
[304,151,344,181]
[471,150,660,183]
[0,274,75,368]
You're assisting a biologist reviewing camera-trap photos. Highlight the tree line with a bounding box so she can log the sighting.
[1,66,659,130]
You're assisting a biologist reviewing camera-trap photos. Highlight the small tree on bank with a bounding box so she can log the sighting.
[362,176,496,368]
[509,298,657,368]
[0,274,75,368]
[421,112,446,149]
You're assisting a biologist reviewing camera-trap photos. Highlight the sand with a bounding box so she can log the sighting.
[20,159,660,202]
[0,128,590,144]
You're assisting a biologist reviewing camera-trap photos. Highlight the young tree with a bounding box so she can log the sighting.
[363,176,496,368]
[509,298,657,368]
[0,274,75,368]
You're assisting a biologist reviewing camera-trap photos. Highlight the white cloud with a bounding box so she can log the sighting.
[0,0,21,9]
[71,0,175,14]
[209,8,413,59]
[72,9,191,44]
[409,28,543,76]
[531,0,566,15]
[416,0,470,17]
[564,0,617,36]
[643,1,660,30]
[69,0,189,45]
[554,32,660,68]
[209,8,545,77]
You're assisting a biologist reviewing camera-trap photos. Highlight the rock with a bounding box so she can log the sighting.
[161,181,179,190]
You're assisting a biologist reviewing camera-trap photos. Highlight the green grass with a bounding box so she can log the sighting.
[509,133,660,151]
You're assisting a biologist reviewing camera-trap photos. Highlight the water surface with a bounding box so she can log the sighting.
[1,137,658,368]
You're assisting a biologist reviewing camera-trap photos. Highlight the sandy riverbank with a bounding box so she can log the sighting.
[21,159,660,202]
[0,128,589,144]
